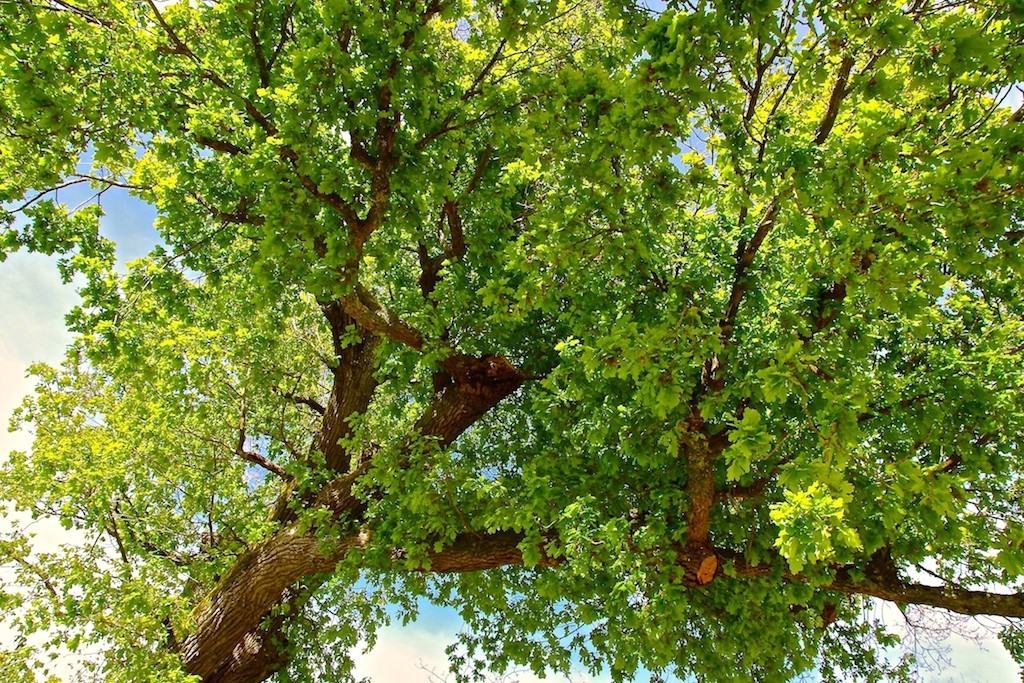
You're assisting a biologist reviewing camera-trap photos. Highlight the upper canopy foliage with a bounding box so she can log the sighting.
[1,0,1024,681]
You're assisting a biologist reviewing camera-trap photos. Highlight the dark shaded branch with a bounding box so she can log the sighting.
[270,386,325,415]
[248,0,271,89]
[10,555,62,606]
[193,134,248,155]
[117,505,196,566]
[461,145,493,200]
[798,249,874,342]
[105,510,132,566]
[418,146,491,300]
[463,39,508,103]
[814,55,855,145]
[720,199,780,345]
[931,433,993,476]
[414,39,508,149]
[414,94,537,150]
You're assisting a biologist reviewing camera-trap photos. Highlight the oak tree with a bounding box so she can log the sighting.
[2,0,1024,681]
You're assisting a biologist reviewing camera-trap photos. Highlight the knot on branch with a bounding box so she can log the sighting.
[681,541,719,586]
[417,354,525,447]
[439,354,525,399]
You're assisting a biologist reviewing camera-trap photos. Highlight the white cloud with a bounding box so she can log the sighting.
[0,249,82,546]
[928,633,1019,683]
[0,252,78,365]
[352,621,609,683]
[353,623,455,681]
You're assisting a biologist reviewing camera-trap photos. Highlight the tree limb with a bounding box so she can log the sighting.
[341,284,426,351]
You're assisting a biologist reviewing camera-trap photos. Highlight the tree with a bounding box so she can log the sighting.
[1,0,1023,680]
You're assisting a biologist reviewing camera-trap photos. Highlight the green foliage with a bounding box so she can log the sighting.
[2,0,1024,681]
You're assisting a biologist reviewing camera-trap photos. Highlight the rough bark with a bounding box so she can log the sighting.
[181,529,348,679]
[681,414,720,584]
[313,301,380,473]
[203,629,286,683]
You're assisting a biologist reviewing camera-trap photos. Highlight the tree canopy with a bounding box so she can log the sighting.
[1,0,1023,680]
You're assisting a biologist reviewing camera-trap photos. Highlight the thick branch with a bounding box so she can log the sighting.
[202,627,286,683]
[200,588,303,683]
[680,413,722,584]
[180,528,351,679]
[312,301,381,472]
[720,547,1024,617]
[829,570,1024,617]
[419,354,525,445]
[184,528,550,683]
[814,55,855,145]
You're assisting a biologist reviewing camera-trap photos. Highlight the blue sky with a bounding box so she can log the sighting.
[0,183,1019,682]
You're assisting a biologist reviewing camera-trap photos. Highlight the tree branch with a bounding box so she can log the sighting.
[193,134,248,156]
[145,0,279,137]
[186,428,291,480]
[38,0,115,27]
[699,52,862,398]
[270,386,325,415]
[341,284,426,351]
[814,55,855,145]
[248,0,271,89]
[308,301,381,473]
